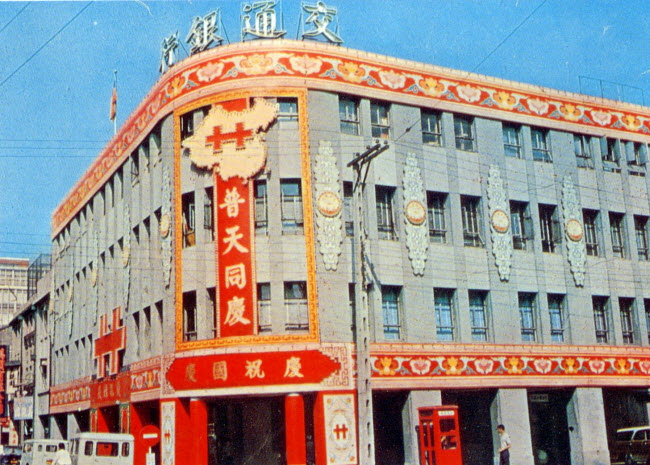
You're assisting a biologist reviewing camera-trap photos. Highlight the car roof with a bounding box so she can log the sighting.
[72,433,134,441]
[617,426,650,432]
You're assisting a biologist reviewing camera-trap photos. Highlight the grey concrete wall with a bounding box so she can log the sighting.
[491,388,534,465]
[567,388,610,465]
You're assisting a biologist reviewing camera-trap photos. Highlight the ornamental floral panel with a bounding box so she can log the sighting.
[402,154,428,276]
[487,165,512,281]
[562,176,587,286]
[313,140,343,271]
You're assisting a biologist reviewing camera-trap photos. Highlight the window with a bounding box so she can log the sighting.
[370,101,390,139]
[593,296,610,343]
[421,110,442,145]
[518,293,537,342]
[348,283,356,332]
[635,215,649,260]
[284,282,308,331]
[254,180,268,234]
[502,124,522,158]
[539,204,561,253]
[204,187,214,241]
[548,294,565,342]
[510,201,531,250]
[434,288,455,341]
[281,180,304,234]
[600,138,621,172]
[619,298,636,345]
[382,286,401,340]
[139,139,150,172]
[427,192,447,243]
[339,96,359,135]
[454,114,475,151]
[258,283,271,332]
[96,442,119,457]
[531,127,551,162]
[583,209,600,256]
[343,182,354,237]
[277,97,298,121]
[130,150,140,184]
[181,112,194,140]
[182,192,195,248]
[376,186,397,240]
[468,291,489,341]
[461,196,482,247]
[574,134,593,168]
[628,141,648,166]
[609,212,626,258]
[183,291,197,342]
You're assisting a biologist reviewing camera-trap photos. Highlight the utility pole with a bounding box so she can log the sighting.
[347,142,389,465]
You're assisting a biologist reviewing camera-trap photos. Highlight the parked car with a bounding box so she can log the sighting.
[69,433,134,465]
[19,440,68,465]
[612,426,650,465]
[1,446,21,465]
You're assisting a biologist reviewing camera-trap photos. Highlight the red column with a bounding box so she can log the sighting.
[130,404,145,465]
[174,399,191,465]
[190,398,209,465]
[285,393,306,465]
[96,407,109,433]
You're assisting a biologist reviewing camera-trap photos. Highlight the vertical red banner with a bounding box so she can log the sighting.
[215,173,256,337]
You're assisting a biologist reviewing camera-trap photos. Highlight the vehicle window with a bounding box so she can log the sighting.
[38,445,43,452]
[23,444,32,453]
[72,440,78,455]
[46,445,58,452]
[633,430,646,441]
[122,443,130,457]
[96,442,119,457]
[84,441,94,456]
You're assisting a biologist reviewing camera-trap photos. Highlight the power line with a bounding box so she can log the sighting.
[0,2,93,89]
[0,3,29,36]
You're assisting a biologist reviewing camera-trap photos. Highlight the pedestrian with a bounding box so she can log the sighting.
[497,424,511,465]
[52,443,71,465]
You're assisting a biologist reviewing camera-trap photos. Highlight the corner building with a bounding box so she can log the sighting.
[49,39,650,465]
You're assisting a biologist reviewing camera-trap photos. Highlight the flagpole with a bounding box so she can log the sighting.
[113,69,117,135]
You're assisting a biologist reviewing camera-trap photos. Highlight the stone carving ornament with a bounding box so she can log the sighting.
[403,154,428,276]
[487,165,512,281]
[313,140,343,271]
[561,175,587,286]
[161,165,173,287]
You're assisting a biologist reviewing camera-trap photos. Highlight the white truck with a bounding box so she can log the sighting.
[19,439,69,465]
[69,433,134,465]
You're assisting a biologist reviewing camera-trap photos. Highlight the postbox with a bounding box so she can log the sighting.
[417,405,462,465]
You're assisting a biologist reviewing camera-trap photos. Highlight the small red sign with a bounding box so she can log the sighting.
[94,307,126,377]
[139,424,161,448]
[90,372,131,408]
[166,350,340,391]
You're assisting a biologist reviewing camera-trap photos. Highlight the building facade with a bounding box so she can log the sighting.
[0,258,28,328]
[44,37,650,465]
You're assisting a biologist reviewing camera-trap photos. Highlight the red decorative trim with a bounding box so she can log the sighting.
[368,343,650,387]
[52,40,650,236]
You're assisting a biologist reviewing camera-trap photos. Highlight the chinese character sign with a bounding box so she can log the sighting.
[241,1,286,40]
[216,175,256,336]
[301,1,342,44]
[186,10,222,54]
[159,32,179,74]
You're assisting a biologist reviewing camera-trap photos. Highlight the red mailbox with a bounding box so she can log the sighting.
[417,405,462,465]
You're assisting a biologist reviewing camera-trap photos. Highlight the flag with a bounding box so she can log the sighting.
[109,85,117,121]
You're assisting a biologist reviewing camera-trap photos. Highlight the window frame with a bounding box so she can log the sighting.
[254,179,268,235]
[518,292,537,342]
[453,114,475,152]
[276,97,299,122]
[468,290,489,341]
[461,195,483,247]
[510,201,531,250]
[531,127,552,163]
[376,185,397,240]
[257,283,271,332]
[619,298,636,345]
[421,109,443,146]
[370,100,391,139]
[548,294,565,343]
[593,296,610,344]
[284,281,308,331]
[635,215,649,260]
[539,204,561,253]
[583,209,600,256]
[502,123,522,158]
[609,212,626,258]
[339,96,360,135]
[574,134,593,168]
[382,285,402,340]
[280,179,304,234]
[434,288,455,341]
[427,191,447,243]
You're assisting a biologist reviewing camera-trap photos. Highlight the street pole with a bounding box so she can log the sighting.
[347,142,389,465]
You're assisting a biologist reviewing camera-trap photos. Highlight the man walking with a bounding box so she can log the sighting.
[497,424,511,465]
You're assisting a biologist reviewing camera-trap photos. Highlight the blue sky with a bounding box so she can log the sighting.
[1,0,649,259]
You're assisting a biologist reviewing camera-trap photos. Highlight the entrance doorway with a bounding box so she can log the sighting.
[373,391,407,465]
[527,390,571,465]
[209,397,286,465]
[442,389,495,465]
